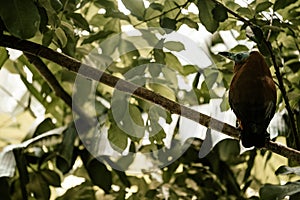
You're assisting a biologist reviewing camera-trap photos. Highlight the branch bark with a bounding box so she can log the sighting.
[0,35,299,162]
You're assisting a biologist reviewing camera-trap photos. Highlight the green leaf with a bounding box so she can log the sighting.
[73,76,92,106]
[0,0,40,39]
[42,30,54,46]
[274,0,297,11]
[94,0,116,9]
[182,65,198,76]
[56,182,95,200]
[86,158,112,193]
[28,173,50,200]
[50,0,63,12]
[178,17,199,30]
[237,7,254,18]
[197,0,219,33]
[150,3,163,11]
[121,0,145,20]
[55,27,68,48]
[129,104,144,127]
[68,13,90,31]
[220,95,230,112]
[260,182,300,200]
[230,44,249,52]
[212,4,228,22]
[82,31,114,45]
[255,1,273,13]
[40,169,61,187]
[56,123,77,173]
[275,166,300,176]
[160,16,177,31]
[108,122,128,152]
[0,47,8,69]
[148,83,176,101]
[105,10,131,22]
[154,43,166,64]
[164,41,185,52]
[33,118,56,136]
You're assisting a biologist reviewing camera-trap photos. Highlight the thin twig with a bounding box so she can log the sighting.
[133,0,190,27]
[0,35,299,161]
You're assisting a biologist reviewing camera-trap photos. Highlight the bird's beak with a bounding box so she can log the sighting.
[218,52,235,60]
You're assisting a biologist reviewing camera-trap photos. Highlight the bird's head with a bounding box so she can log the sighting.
[218,52,250,64]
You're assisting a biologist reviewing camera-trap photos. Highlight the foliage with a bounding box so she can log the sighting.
[0,0,300,199]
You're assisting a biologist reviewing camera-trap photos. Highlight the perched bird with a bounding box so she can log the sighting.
[219,51,276,148]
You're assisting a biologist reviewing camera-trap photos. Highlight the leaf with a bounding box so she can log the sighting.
[182,65,198,76]
[105,10,131,22]
[150,3,163,11]
[55,27,68,48]
[113,169,131,187]
[274,0,297,11]
[82,30,114,45]
[56,123,77,173]
[220,94,230,112]
[230,44,249,52]
[197,0,219,33]
[255,1,273,13]
[42,29,54,46]
[148,83,176,101]
[0,47,8,69]
[178,17,199,30]
[121,0,145,20]
[40,169,61,187]
[165,52,182,73]
[56,182,95,200]
[153,41,166,64]
[164,41,185,52]
[94,0,116,9]
[0,0,40,39]
[86,158,112,193]
[28,172,50,200]
[260,182,300,200]
[24,117,57,140]
[275,166,300,176]
[108,122,129,152]
[50,0,63,12]
[68,13,90,31]
[237,7,254,18]
[212,4,228,22]
[160,16,177,31]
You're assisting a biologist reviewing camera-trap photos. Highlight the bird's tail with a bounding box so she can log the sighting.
[240,124,270,148]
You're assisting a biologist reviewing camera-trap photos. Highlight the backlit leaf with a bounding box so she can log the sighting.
[164,41,185,52]
[0,47,8,69]
[197,0,219,33]
[121,0,145,20]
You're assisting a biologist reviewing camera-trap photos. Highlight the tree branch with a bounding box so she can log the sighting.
[0,35,299,162]
[23,53,95,127]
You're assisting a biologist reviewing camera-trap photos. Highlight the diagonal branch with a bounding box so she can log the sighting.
[23,53,95,127]
[0,35,299,161]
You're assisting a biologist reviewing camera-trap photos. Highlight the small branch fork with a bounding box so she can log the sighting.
[0,35,299,161]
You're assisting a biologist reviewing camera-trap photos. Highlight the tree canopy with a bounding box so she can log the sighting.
[0,0,300,199]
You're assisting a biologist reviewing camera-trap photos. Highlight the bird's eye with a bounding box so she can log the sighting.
[236,54,242,60]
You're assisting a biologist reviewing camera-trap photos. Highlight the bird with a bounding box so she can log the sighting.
[219,51,277,148]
